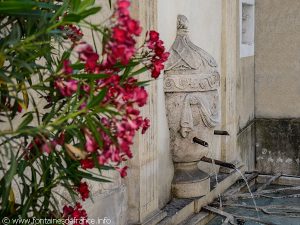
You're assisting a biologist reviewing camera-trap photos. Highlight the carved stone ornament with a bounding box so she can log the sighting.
[164,15,221,198]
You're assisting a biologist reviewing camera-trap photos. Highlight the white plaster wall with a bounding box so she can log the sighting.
[157,0,222,207]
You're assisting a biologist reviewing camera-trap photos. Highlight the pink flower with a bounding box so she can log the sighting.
[56,132,65,146]
[118,0,130,9]
[76,182,90,201]
[116,166,128,178]
[117,0,130,15]
[155,40,166,57]
[133,87,148,106]
[80,159,94,170]
[111,151,121,163]
[113,27,127,43]
[79,102,87,110]
[83,128,98,152]
[17,103,22,112]
[41,142,56,154]
[63,205,73,216]
[151,60,164,79]
[75,42,99,72]
[54,79,78,97]
[142,118,150,134]
[126,19,142,36]
[63,60,73,75]
[63,203,89,225]
[82,84,91,93]
[145,31,169,79]
[29,136,56,154]
[98,155,107,165]
[149,30,159,42]
[109,44,135,65]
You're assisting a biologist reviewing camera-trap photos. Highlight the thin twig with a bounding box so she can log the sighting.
[203,206,237,225]
[223,186,300,200]
[256,173,281,192]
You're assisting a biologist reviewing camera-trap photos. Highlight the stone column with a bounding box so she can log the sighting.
[125,1,166,224]
[221,0,240,163]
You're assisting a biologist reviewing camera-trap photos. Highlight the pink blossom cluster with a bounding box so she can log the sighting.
[51,0,169,179]
[59,24,83,44]
[146,31,170,78]
[76,182,90,201]
[63,203,89,225]
[104,0,142,66]
[25,133,65,158]
[77,68,150,177]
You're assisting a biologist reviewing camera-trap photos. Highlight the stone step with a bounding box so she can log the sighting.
[157,199,195,225]
[179,212,215,225]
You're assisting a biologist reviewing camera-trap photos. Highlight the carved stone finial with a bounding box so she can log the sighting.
[165,15,218,74]
[177,15,189,32]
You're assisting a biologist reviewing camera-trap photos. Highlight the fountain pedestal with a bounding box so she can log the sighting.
[164,15,221,198]
[172,162,210,198]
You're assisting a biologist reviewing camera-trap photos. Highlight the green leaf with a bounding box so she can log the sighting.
[0,1,57,13]
[130,66,149,77]
[72,73,109,80]
[18,113,33,130]
[71,63,85,70]
[87,88,107,108]
[5,151,17,189]
[71,0,81,12]
[79,0,96,12]
[86,116,102,147]
[77,170,111,183]
[0,150,17,210]
[79,7,101,19]
[62,13,82,23]
[137,80,151,87]
[50,3,68,23]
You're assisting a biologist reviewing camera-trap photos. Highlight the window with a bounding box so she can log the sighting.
[240,0,255,57]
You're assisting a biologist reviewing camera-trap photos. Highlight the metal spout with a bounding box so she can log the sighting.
[200,156,236,169]
[193,137,209,147]
[214,130,230,136]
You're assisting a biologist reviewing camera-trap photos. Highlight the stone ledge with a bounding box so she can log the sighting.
[179,212,215,225]
[257,174,300,186]
[136,210,167,225]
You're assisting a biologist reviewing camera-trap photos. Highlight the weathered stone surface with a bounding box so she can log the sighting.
[172,162,210,198]
[256,119,300,175]
[237,57,255,130]
[235,55,255,171]
[164,15,221,198]
[255,0,300,118]
[84,184,127,225]
[157,0,223,206]
[237,122,255,171]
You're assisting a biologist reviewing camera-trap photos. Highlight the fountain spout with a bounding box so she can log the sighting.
[214,130,230,136]
[193,137,209,147]
[200,156,236,169]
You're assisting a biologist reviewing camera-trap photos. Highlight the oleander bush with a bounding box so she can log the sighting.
[0,0,168,222]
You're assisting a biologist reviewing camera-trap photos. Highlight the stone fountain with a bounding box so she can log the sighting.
[164,15,221,198]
